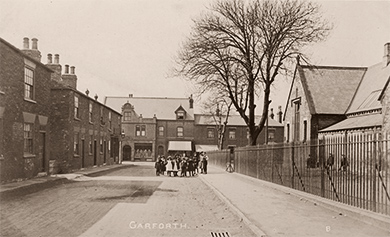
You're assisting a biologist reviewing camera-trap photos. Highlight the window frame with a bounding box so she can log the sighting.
[74,95,80,119]
[177,126,184,137]
[24,67,34,100]
[23,123,34,154]
[158,126,164,137]
[89,103,93,123]
[207,128,215,138]
[89,135,93,154]
[124,112,131,121]
[228,128,236,140]
[108,111,112,129]
[177,111,185,120]
[74,133,79,155]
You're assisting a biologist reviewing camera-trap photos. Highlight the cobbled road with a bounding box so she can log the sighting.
[0,163,255,237]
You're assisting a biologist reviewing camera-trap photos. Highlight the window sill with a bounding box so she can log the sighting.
[89,122,94,125]
[23,153,36,159]
[0,90,5,95]
[74,117,81,121]
[24,98,37,104]
[74,154,80,158]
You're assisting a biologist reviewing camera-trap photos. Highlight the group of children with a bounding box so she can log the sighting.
[154,152,208,177]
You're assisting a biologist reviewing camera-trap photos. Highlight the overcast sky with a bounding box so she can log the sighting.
[1,0,389,114]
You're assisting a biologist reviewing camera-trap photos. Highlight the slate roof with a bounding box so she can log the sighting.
[298,65,366,114]
[347,62,390,113]
[104,96,194,120]
[194,114,283,127]
[320,113,382,132]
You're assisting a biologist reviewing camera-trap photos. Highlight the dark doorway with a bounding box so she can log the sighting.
[81,140,85,168]
[94,140,97,166]
[39,133,46,172]
[158,145,164,156]
[103,141,107,164]
[123,145,132,161]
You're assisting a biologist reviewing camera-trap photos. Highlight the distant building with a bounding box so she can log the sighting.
[0,37,52,182]
[105,95,284,161]
[105,96,195,161]
[283,42,390,167]
[318,43,390,136]
[283,62,365,143]
[194,113,284,151]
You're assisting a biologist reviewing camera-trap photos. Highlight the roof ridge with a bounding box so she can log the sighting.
[301,65,367,70]
[105,96,188,100]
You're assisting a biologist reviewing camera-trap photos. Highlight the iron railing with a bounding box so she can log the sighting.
[207,131,390,216]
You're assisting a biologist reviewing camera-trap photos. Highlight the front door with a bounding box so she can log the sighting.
[94,140,97,166]
[123,145,131,161]
[81,140,85,168]
[39,132,46,172]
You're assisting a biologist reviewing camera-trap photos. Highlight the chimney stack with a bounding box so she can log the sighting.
[278,106,283,124]
[384,42,390,68]
[21,37,41,62]
[31,38,38,50]
[61,65,77,89]
[47,54,52,64]
[54,54,59,64]
[23,37,29,49]
[269,108,274,119]
[189,94,194,109]
[46,53,62,82]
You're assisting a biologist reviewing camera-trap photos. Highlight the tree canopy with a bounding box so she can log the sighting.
[176,0,331,145]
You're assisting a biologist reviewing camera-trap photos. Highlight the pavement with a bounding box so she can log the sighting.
[199,166,390,237]
[0,163,130,197]
[1,162,390,237]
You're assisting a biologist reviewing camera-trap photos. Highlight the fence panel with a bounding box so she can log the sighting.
[207,131,390,216]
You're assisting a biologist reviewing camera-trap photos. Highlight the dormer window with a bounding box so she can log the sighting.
[177,111,185,119]
[175,105,187,120]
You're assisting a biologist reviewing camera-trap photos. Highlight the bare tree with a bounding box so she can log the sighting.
[176,0,331,145]
[202,95,233,150]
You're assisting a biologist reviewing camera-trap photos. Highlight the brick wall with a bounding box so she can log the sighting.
[381,82,390,135]
[284,68,312,143]
[0,39,52,182]
[50,88,121,173]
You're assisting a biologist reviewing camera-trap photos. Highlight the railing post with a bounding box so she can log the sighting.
[291,144,295,189]
[372,136,377,212]
[319,138,325,197]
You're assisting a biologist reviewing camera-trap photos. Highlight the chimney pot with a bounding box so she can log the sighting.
[70,66,75,74]
[384,42,390,67]
[277,106,283,123]
[54,54,60,64]
[94,94,98,100]
[269,108,275,119]
[23,37,29,49]
[31,38,38,50]
[129,94,133,97]
[47,54,53,64]
[86,89,89,96]
[64,65,69,74]
[189,94,194,109]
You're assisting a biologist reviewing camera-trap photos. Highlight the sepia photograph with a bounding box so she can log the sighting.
[0,0,389,236]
